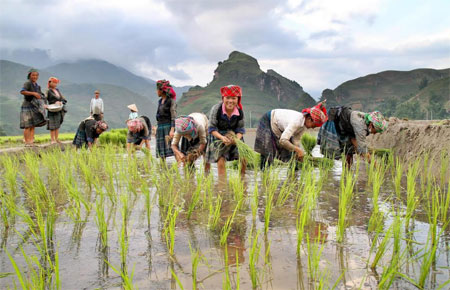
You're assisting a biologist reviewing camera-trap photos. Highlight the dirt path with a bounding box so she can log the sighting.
[368,118,450,179]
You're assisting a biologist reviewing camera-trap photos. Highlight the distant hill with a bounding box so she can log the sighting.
[44,60,190,102]
[0,60,158,135]
[177,51,316,126]
[320,68,450,119]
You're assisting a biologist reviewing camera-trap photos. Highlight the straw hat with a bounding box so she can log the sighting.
[127,104,138,112]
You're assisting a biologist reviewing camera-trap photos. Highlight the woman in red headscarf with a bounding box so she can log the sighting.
[155,80,177,160]
[205,85,246,177]
[254,102,327,170]
[46,77,68,144]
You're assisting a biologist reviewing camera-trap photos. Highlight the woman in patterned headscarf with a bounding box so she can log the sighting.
[46,77,68,144]
[254,101,328,170]
[155,80,177,160]
[20,69,47,147]
[171,113,209,169]
[72,117,108,149]
[318,106,388,167]
[126,116,151,152]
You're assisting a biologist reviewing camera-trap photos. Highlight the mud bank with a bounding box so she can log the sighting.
[368,118,450,179]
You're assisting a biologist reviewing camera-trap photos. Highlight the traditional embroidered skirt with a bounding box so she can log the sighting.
[156,123,174,158]
[254,111,294,163]
[72,127,87,148]
[20,100,47,129]
[205,130,240,163]
[47,111,64,130]
[179,136,201,154]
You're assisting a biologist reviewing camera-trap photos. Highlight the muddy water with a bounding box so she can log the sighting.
[0,141,449,289]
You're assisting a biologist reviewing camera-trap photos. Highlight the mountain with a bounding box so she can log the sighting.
[177,51,316,126]
[0,60,158,135]
[44,60,190,102]
[320,68,450,119]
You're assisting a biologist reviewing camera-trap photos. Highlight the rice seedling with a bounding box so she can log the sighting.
[220,200,241,246]
[170,267,185,290]
[164,204,180,255]
[223,245,231,290]
[189,243,201,290]
[336,164,357,243]
[306,227,325,283]
[208,195,222,230]
[392,157,403,200]
[439,150,449,189]
[251,183,259,221]
[301,133,316,156]
[187,184,202,220]
[1,155,19,196]
[94,193,109,251]
[368,158,386,232]
[233,248,240,290]
[405,160,420,228]
[108,261,137,290]
[248,229,262,289]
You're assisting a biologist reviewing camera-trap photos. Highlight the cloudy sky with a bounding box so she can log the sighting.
[1,0,449,98]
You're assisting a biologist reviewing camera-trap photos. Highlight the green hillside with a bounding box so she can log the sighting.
[177,51,315,126]
[0,60,157,135]
[44,60,189,102]
[320,68,450,117]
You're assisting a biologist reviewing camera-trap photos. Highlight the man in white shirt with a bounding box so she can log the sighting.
[90,90,104,120]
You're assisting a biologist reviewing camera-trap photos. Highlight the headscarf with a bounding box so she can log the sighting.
[127,119,143,133]
[27,68,39,80]
[220,85,243,110]
[175,116,197,138]
[302,102,328,127]
[47,77,60,88]
[156,80,176,100]
[95,120,108,131]
[365,111,388,133]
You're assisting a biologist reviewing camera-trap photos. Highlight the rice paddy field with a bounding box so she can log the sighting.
[0,140,449,289]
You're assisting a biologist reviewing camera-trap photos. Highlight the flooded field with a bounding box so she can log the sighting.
[0,143,449,289]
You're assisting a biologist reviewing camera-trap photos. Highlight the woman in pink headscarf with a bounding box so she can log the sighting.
[126,116,151,152]
[254,102,328,170]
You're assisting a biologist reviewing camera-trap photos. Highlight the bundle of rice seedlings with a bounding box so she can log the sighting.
[369,148,392,159]
[214,131,260,168]
[185,149,202,163]
[302,156,334,169]
[301,133,317,156]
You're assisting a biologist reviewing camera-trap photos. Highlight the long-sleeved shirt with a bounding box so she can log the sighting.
[350,111,370,154]
[270,109,306,151]
[208,103,245,135]
[90,98,104,115]
[172,113,208,146]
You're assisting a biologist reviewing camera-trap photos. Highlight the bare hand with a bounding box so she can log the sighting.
[176,152,186,162]
[222,136,232,146]
[169,128,174,138]
[34,92,41,98]
[295,149,305,161]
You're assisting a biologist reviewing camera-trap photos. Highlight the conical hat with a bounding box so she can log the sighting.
[127,104,138,112]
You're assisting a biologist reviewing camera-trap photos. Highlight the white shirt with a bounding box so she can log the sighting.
[270,109,306,151]
[172,112,209,146]
[90,98,104,115]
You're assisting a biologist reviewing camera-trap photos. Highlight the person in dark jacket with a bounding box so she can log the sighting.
[155,80,176,160]
[20,69,47,147]
[46,77,67,144]
[318,107,388,167]
[205,85,246,178]
[72,118,108,149]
